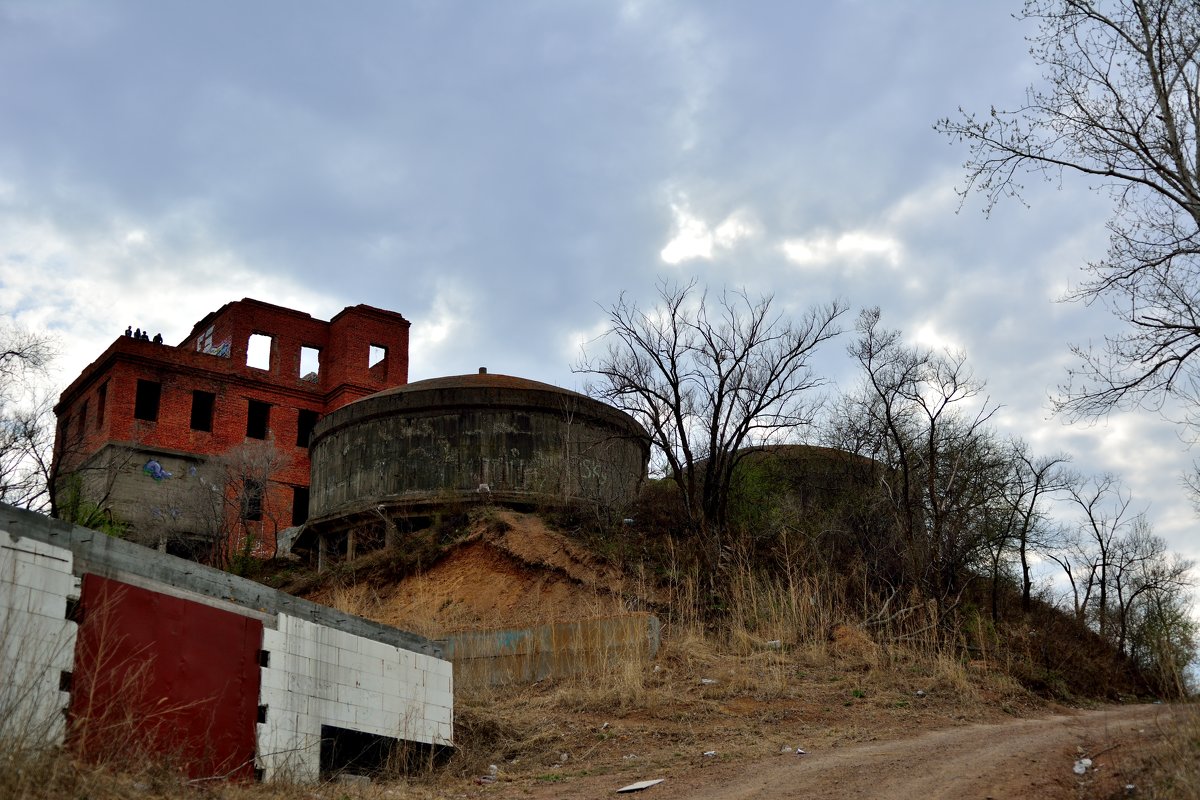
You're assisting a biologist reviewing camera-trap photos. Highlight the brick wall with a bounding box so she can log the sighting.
[53,299,410,554]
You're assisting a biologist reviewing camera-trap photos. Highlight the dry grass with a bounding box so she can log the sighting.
[5,510,1184,797]
[1094,702,1200,800]
[0,598,1140,799]
[1144,703,1200,800]
[439,610,1060,790]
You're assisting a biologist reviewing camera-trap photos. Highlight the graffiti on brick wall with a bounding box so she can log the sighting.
[143,460,172,481]
[195,325,232,358]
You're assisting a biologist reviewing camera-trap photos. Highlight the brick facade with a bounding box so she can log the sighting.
[52,298,409,559]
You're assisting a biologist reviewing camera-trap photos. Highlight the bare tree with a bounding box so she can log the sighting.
[1001,440,1075,613]
[937,0,1200,422]
[1108,517,1193,658]
[215,439,291,566]
[1065,473,1138,635]
[1124,551,1197,694]
[578,279,845,558]
[1044,523,1102,622]
[0,323,56,511]
[838,308,1004,606]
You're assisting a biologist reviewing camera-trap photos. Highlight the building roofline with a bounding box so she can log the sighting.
[54,337,380,414]
[183,298,318,344]
[310,371,651,455]
[182,299,410,347]
[329,303,410,327]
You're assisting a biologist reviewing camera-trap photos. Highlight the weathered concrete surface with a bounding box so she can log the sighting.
[0,503,440,658]
[439,613,661,688]
[307,373,649,530]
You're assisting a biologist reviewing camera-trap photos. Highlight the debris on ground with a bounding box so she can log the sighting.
[617,778,666,793]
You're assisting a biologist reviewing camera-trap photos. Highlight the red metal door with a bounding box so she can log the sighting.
[69,574,262,781]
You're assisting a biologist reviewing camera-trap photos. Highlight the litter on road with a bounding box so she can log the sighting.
[617,778,666,793]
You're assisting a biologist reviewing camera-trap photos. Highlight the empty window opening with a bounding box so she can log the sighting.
[296,409,320,448]
[291,486,309,526]
[246,400,270,439]
[246,333,273,371]
[319,725,406,780]
[241,479,263,521]
[134,380,162,422]
[368,344,387,368]
[300,346,321,382]
[190,390,216,432]
[258,650,270,668]
[96,382,107,429]
[59,671,72,692]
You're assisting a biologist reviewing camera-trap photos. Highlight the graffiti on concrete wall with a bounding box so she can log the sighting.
[148,505,184,522]
[142,459,172,481]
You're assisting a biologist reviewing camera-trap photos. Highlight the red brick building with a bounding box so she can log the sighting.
[52,298,410,560]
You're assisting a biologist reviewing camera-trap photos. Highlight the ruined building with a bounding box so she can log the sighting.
[51,298,410,558]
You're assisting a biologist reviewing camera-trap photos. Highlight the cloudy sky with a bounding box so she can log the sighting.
[2,1,1195,579]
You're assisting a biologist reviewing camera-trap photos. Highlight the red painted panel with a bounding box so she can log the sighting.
[69,574,262,781]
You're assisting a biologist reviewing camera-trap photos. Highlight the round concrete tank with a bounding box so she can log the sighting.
[307,372,649,524]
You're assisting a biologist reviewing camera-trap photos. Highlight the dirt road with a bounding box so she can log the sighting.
[490,704,1171,799]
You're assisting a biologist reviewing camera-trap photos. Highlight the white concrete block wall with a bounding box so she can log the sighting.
[0,530,79,746]
[256,613,453,781]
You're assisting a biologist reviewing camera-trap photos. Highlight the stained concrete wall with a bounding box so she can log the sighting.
[308,374,649,529]
[68,442,221,554]
[0,528,79,746]
[0,503,450,781]
[258,614,453,782]
[440,613,661,689]
[2,504,439,657]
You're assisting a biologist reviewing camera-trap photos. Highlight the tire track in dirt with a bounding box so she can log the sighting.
[500,704,1171,799]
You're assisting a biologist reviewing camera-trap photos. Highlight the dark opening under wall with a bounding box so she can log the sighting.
[319,725,398,778]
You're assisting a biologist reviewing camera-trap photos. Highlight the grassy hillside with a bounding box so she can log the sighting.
[5,459,1196,798]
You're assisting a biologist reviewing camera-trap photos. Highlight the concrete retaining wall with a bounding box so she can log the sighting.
[441,613,660,688]
[258,613,452,782]
[0,528,79,745]
[0,503,451,782]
